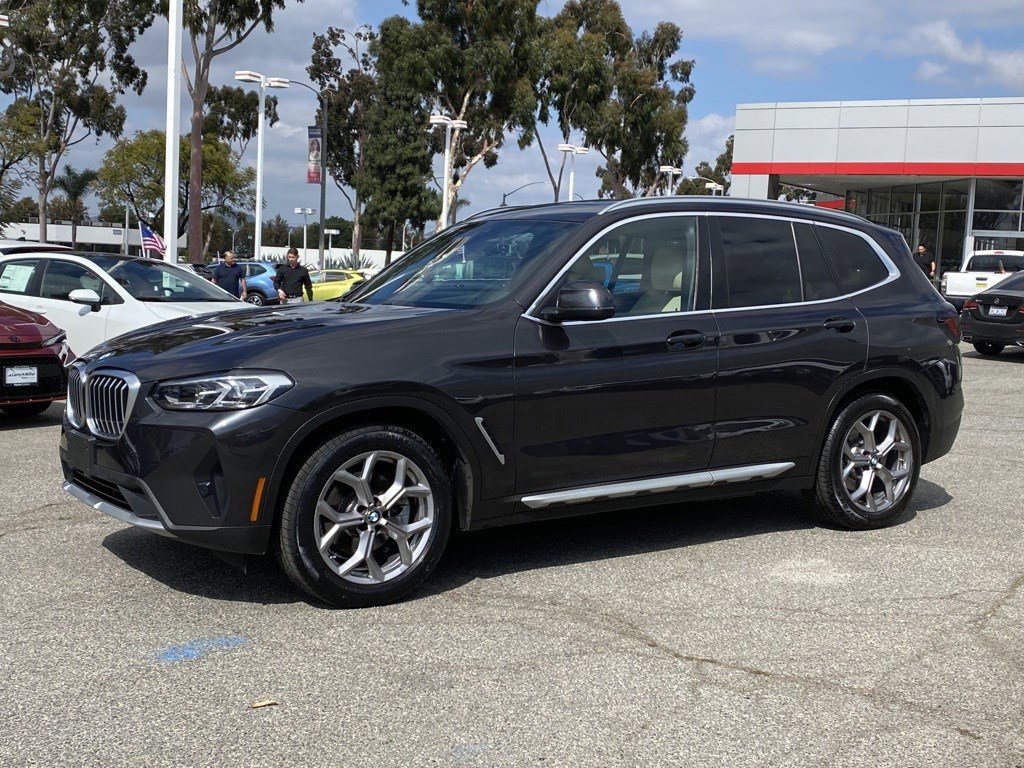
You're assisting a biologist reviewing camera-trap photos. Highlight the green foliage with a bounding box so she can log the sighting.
[336,252,377,270]
[47,195,87,223]
[97,130,255,237]
[0,0,157,239]
[202,86,279,157]
[0,195,37,225]
[677,134,733,195]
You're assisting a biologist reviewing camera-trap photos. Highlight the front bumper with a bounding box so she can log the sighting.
[60,398,306,555]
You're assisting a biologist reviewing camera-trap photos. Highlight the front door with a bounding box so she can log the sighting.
[709,216,869,475]
[35,259,114,356]
[514,214,719,495]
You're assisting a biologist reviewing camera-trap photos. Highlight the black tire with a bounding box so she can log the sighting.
[807,393,921,530]
[973,342,1004,356]
[1,401,53,418]
[276,425,452,608]
[245,292,266,306]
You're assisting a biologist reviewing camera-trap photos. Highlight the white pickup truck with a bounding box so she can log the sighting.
[941,249,1024,310]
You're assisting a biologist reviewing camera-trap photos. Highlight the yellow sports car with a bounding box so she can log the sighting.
[309,269,366,301]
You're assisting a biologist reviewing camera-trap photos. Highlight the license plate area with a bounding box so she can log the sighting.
[988,306,1008,317]
[66,431,95,473]
[4,365,38,386]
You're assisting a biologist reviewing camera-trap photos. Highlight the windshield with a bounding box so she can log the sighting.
[346,219,579,309]
[95,259,238,302]
[966,254,1024,272]
[994,271,1024,291]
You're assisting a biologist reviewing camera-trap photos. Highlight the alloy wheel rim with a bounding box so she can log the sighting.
[840,410,913,516]
[314,450,434,585]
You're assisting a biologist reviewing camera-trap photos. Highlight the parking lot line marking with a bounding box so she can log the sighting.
[154,635,248,663]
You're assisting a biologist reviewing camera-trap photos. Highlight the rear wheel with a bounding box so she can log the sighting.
[245,291,266,306]
[1,401,53,418]
[973,341,1004,356]
[808,393,921,530]
[277,425,452,607]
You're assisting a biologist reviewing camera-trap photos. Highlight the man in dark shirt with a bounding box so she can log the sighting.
[913,245,936,279]
[209,250,247,299]
[273,247,313,303]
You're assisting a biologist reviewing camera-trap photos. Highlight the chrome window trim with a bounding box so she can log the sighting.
[521,210,900,326]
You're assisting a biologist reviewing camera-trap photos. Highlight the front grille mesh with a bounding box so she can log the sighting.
[86,374,131,440]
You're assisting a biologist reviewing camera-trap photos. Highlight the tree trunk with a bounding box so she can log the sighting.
[352,192,362,256]
[37,156,48,244]
[70,220,77,248]
[187,97,204,265]
[384,220,396,266]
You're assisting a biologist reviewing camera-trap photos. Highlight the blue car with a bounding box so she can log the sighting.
[235,261,282,306]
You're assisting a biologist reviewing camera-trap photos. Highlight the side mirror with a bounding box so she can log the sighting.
[69,288,102,312]
[541,281,615,323]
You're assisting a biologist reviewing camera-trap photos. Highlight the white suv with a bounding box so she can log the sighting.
[0,251,247,356]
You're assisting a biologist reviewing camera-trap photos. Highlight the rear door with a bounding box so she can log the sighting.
[513,214,719,495]
[709,216,868,476]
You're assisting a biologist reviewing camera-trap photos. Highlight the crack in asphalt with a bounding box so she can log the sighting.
[971,573,1024,632]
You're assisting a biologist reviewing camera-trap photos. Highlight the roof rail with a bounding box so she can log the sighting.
[599,196,697,215]
[460,204,534,224]
[599,195,866,223]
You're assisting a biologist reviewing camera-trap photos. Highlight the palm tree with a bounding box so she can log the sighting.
[53,166,98,247]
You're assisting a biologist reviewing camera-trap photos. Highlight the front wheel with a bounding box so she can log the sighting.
[808,394,921,530]
[276,425,452,607]
[245,292,266,306]
[973,342,1004,356]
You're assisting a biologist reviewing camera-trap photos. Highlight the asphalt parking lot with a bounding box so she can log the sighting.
[1,346,1022,768]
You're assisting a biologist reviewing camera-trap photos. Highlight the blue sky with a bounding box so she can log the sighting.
[5,0,1024,230]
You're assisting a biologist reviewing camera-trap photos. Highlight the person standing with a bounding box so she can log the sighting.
[274,247,313,304]
[913,244,936,279]
[209,250,247,300]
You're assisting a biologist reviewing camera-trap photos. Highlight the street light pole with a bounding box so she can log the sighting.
[235,70,290,261]
[162,0,183,263]
[557,143,589,202]
[429,114,468,231]
[294,207,314,261]
[500,180,547,206]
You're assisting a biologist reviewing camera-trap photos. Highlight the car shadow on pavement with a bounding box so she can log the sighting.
[0,404,64,432]
[961,348,1024,363]
[100,482,948,607]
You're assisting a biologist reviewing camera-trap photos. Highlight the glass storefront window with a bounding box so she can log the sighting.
[941,179,971,212]
[891,185,916,215]
[974,179,1024,212]
[939,211,966,274]
[918,183,943,212]
[867,189,890,216]
[973,210,1023,232]
[917,213,940,251]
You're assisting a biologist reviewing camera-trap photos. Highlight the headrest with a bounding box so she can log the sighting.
[649,247,683,291]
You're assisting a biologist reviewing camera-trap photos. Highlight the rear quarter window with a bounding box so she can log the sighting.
[815,227,890,294]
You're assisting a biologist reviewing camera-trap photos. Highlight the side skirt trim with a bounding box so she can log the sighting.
[519,461,796,510]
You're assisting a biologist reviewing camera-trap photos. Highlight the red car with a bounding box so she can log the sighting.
[0,300,69,417]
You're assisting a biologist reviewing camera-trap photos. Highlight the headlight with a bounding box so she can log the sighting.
[41,331,66,347]
[153,371,293,411]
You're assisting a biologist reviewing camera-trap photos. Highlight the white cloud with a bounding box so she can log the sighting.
[915,60,951,83]
[683,113,734,174]
[906,20,1024,90]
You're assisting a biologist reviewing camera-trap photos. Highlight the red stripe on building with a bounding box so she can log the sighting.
[813,199,846,210]
[732,162,1024,176]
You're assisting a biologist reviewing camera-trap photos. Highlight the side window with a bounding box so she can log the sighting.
[39,260,105,301]
[815,226,890,293]
[554,216,699,316]
[247,264,266,277]
[719,217,802,308]
[0,259,42,296]
[794,224,839,301]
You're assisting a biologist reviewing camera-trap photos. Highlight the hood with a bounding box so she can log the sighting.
[142,300,250,322]
[85,301,454,380]
[0,300,60,347]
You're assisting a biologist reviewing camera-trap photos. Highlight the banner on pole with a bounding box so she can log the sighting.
[306,126,322,184]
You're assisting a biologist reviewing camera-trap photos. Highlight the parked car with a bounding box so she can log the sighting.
[60,198,963,607]
[959,270,1024,356]
[0,299,69,417]
[941,249,1024,310]
[229,260,282,306]
[310,269,365,301]
[0,252,246,356]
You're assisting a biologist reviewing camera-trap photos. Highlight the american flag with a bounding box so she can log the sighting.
[139,222,167,256]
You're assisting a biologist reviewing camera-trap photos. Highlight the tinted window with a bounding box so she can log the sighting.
[996,271,1024,291]
[348,219,578,309]
[719,218,801,308]
[0,259,41,295]
[966,254,1024,272]
[816,227,890,293]
[105,260,238,302]
[247,264,266,277]
[554,216,699,316]
[39,260,106,301]
[794,224,839,301]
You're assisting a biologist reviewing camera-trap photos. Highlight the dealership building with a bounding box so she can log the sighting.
[731,97,1024,276]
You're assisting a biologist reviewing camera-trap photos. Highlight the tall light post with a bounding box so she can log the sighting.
[429,114,468,231]
[162,0,183,262]
[324,227,340,263]
[294,207,315,261]
[659,165,683,196]
[290,80,336,269]
[557,143,589,202]
[235,70,290,261]
[500,180,546,207]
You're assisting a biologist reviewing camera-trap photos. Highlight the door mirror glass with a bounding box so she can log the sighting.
[541,281,615,323]
[69,288,102,311]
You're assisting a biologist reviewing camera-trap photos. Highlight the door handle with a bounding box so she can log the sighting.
[667,330,708,349]
[823,316,856,333]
